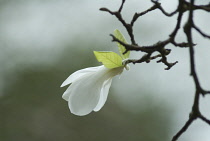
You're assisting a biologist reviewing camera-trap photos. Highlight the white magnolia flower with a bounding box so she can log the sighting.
[61,29,130,116]
[61,65,124,116]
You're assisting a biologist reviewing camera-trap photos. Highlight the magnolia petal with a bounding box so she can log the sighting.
[62,65,124,116]
[62,85,73,101]
[68,73,104,116]
[61,66,101,87]
[94,78,112,112]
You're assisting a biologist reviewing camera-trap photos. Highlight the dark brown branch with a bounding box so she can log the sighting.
[157,53,178,70]
[119,0,125,13]
[172,0,210,140]
[100,0,194,70]
[110,34,170,53]
[169,0,185,38]
[111,34,179,69]
[125,54,152,64]
[176,1,210,12]
[184,0,203,92]
[100,1,136,45]
[194,4,210,12]
[199,114,210,125]
[131,0,178,27]
[172,89,200,141]
[125,50,172,65]
[171,41,194,48]
[131,4,159,26]
[172,117,195,141]
[193,24,210,39]
[183,3,205,95]
[151,0,178,16]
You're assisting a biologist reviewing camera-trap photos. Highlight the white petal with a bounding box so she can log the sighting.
[62,65,124,116]
[62,85,72,101]
[94,78,112,112]
[60,66,102,87]
[68,74,104,116]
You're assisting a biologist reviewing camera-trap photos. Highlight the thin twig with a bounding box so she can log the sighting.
[131,4,158,26]
[151,0,178,16]
[172,117,195,141]
[172,89,200,141]
[170,0,185,38]
[119,0,125,13]
[199,114,210,125]
[193,24,210,39]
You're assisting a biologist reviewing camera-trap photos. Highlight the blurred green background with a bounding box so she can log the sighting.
[1,0,210,141]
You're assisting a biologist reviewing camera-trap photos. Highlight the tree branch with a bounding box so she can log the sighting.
[172,0,210,140]
[100,0,210,139]
[193,24,210,39]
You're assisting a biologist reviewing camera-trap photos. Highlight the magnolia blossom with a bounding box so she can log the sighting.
[61,65,124,116]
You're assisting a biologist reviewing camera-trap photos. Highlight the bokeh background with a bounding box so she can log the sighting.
[1,0,210,141]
